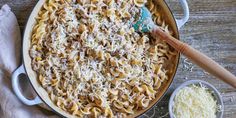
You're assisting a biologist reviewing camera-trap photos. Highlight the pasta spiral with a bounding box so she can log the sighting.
[29,0,176,117]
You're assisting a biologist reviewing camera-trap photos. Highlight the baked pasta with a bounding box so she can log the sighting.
[29,0,176,117]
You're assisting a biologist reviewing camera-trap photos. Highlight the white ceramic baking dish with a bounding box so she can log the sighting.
[12,0,189,117]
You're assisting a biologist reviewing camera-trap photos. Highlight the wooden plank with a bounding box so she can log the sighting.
[0,0,235,117]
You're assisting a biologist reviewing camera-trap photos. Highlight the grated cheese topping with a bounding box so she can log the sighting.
[29,0,177,117]
[173,85,218,118]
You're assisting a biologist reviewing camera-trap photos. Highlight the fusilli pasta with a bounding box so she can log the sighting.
[29,0,176,117]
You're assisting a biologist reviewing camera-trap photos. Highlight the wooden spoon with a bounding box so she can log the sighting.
[133,7,236,88]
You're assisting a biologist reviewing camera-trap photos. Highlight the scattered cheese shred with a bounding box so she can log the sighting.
[173,85,217,118]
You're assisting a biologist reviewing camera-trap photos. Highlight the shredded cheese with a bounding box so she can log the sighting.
[30,0,177,117]
[173,85,217,118]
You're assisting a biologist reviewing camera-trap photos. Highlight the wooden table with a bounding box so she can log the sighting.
[1,0,235,117]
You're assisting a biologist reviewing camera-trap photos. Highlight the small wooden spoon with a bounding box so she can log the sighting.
[133,7,236,88]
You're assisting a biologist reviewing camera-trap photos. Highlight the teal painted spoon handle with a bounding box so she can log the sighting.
[152,27,236,88]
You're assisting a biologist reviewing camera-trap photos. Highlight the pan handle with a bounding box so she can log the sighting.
[12,64,42,105]
[175,0,190,29]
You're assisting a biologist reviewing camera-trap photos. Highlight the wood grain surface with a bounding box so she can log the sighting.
[1,0,235,117]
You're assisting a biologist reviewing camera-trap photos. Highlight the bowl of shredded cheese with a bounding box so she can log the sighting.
[169,80,224,118]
